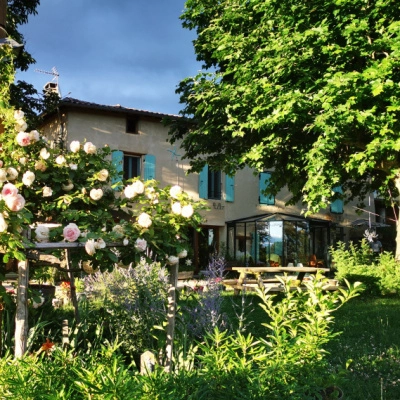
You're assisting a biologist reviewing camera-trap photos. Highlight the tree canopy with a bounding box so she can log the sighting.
[170,0,400,228]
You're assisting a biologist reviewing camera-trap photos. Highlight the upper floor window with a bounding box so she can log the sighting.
[111,151,156,188]
[126,117,139,134]
[330,186,344,214]
[199,165,222,200]
[259,172,275,205]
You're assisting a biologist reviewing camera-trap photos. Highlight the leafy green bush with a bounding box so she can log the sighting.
[331,240,400,295]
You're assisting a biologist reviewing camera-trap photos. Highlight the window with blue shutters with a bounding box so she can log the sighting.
[144,154,156,181]
[259,172,275,205]
[112,151,156,186]
[198,165,222,200]
[123,154,141,180]
[225,175,235,202]
[330,186,344,214]
[199,166,208,199]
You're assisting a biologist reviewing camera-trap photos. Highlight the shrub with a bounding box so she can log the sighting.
[84,259,169,361]
[331,240,400,295]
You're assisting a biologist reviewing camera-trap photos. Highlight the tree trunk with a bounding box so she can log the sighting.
[14,259,29,358]
[164,262,178,373]
[395,176,400,261]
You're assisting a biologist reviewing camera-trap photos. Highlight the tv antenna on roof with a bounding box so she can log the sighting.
[35,66,61,97]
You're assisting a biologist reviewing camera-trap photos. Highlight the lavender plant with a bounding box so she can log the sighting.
[83,259,169,358]
[183,255,228,339]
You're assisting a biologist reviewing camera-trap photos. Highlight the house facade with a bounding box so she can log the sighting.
[40,97,377,271]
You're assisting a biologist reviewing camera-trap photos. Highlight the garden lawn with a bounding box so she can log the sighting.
[221,292,400,400]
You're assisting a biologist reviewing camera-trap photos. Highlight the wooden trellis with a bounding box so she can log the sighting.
[10,241,178,371]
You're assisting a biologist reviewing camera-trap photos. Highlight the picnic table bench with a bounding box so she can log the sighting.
[227,266,333,295]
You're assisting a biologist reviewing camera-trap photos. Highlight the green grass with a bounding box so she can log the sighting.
[221,292,400,400]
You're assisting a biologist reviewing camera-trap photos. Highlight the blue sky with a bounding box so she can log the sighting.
[16,0,201,115]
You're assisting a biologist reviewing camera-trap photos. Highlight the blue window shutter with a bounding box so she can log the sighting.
[330,186,344,214]
[259,172,275,205]
[225,174,235,202]
[199,165,208,199]
[111,150,124,189]
[144,154,156,181]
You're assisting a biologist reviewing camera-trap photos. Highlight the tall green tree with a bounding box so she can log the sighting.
[4,0,51,128]
[169,0,400,257]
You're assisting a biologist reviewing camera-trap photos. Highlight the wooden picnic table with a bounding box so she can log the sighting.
[231,266,330,294]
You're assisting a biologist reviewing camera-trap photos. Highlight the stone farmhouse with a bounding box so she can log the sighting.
[40,96,380,272]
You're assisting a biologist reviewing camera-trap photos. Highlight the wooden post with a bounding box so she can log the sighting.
[14,259,29,358]
[164,261,178,373]
[62,319,69,348]
[65,249,80,324]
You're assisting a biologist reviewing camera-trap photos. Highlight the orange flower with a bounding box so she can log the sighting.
[41,338,54,352]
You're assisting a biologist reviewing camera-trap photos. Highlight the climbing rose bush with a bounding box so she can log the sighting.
[0,47,207,274]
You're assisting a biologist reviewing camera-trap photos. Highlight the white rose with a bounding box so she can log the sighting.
[95,238,106,249]
[90,188,103,201]
[84,142,97,154]
[123,238,129,246]
[15,120,27,132]
[171,202,182,215]
[132,180,145,194]
[14,110,24,120]
[19,157,27,165]
[0,169,7,182]
[134,238,147,252]
[35,225,50,242]
[43,186,53,197]
[40,148,51,160]
[124,184,137,199]
[69,140,80,153]
[85,239,96,255]
[167,255,179,265]
[181,204,194,218]
[56,155,66,165]
[22,171,35,187]
[97,169,109,182]
[0,213,8,232]
[69,163,78,170]
[178,249,188,259]
[169,185,182,199]
[6,167,18,181]
[112,224,124,237]
[29,130,40,142]
[137,212,152,228]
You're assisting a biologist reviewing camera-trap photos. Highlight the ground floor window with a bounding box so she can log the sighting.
[227,213,335,267]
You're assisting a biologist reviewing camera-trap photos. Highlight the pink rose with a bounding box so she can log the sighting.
[134,238,147,252]
[63,223,81,242]
[2,183,18,198]
[16,131,31,146]
[5,194,25,212]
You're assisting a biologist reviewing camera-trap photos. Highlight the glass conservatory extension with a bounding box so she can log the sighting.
[227,213,339,267]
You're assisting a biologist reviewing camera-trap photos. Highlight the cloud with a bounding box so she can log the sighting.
[16,0,201,114]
